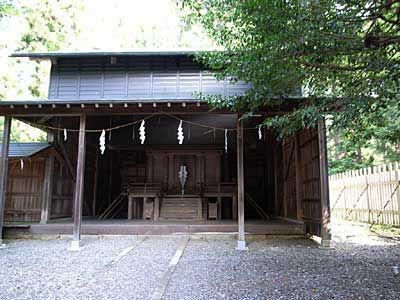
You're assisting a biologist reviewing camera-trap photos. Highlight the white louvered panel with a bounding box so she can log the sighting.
[103,72,126,98]
[153,72,177,97]
[128,72,152,98]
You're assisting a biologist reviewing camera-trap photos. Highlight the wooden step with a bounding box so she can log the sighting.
[160,196,202,220]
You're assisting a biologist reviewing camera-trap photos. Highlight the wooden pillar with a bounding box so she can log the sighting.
[273,143,280,216]
[294,133,302,220]
[168,154,174,191]
[317,118,332,248]
[40,155,55,224]
[128,197,133,220]
[154,196,159,221]
[232,195,238,220]
[69,115,86,251]
[107,152,113,205]
[236,117,247,250]
[0,116,11,245]
[282,143,288,217]
[92,151,99,217]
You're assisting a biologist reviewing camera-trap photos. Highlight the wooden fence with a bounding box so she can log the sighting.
[329,162,400,225]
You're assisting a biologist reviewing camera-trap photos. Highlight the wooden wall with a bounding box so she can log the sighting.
[49,55,250,101]
[298,128,322,235]
[4,149,74,222]
[276,127,322,235]
[5,159,45,222]
[52,158,74,218]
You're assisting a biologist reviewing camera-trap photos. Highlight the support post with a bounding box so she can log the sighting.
[128,197,133,220]
[69,115,86,251]
[142,197,148,219]
[236,117,247,250]
[92,151,99,217]
[232,195,237,220]
[154,196,159,221]
[279,143,291,218]
[0,116,11,246]
[294,133,302,220]
[40,155,55,224]
[317,118,332,248]
[273,143,280,215]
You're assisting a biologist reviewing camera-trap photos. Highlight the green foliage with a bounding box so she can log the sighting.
[181,0,400,171]
[0,0,15,18]
[0,117,47,143]
[0,0,82,141]
[18,0,82,98]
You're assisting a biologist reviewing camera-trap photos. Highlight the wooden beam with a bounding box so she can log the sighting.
[37,116,53,124]
[40,155,55,224]
[236,117,247,250]
[317,118,332,248]
[69,114,86,251]
[0,116,11,245]
[284,141,295,180]
[57,140,76,180]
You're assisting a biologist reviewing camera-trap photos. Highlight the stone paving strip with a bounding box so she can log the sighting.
[151,238,189,300]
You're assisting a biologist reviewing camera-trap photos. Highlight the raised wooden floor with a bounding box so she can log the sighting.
[4,218,305,236]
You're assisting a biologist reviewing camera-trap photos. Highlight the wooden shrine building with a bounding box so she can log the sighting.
[0,51,331,250]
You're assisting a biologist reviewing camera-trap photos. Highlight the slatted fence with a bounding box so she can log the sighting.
[329,162,400,225]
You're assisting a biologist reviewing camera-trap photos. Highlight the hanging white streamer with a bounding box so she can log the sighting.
[258,127,263,140]
[63,128,67,141]
[177,120,184,144]
[20,159,24,170]
[99,129,106,155]
[225,129,228,154]
[139,120,146,144]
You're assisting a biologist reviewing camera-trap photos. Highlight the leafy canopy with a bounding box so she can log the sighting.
[181,0,400,139]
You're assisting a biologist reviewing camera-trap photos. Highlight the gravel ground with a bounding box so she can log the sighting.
[1,221,399,300]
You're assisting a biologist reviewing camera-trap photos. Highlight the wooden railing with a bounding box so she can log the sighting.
[202,182,237,197]
[329,162,400,225]
[99,192,125,220]
[125,182,163,198]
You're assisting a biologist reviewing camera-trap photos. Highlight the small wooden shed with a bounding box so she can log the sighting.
[1,142,74,223]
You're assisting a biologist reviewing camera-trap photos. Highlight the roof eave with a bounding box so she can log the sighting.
[10,50,219,59]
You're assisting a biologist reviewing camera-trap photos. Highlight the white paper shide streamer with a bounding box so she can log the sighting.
[99,129,106,155]
[258,127,263,140]
[177,120,184,144]
[20,159,24,170]
[63,128,67,141]
[224,129,228,153]
[139,120,146,144]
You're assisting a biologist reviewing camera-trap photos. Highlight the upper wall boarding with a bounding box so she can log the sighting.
[48,55,250,101]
